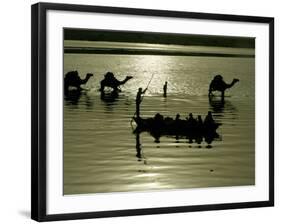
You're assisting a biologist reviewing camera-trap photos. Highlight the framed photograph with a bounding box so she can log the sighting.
[31,2,274,222]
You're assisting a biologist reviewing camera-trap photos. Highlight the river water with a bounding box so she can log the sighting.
[63,41,255,195]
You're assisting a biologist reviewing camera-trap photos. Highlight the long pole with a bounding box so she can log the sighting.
[141,73,154,101]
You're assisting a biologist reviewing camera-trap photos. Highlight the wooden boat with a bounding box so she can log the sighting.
[133,114,221,144]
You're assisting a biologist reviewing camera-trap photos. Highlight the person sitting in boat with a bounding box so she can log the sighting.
[154,113,164,122]
[186,113,197,128]
[204,111,215,128]
[196,115,204,132]
[152,113,165,129]
[164,116,173,124]
[136,87,147,118]
[186,113,198,135]
[195,116,203,144]
[174,113,182,133]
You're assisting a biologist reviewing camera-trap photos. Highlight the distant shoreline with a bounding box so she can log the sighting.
[64,47,255,58]
[64,29,255,49]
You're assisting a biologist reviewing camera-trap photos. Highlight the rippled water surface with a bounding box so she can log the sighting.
[63,46,255,195]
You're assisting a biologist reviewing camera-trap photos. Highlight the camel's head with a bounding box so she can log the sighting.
[126,76,133,80]
[86,73,94,78]
[233,78,239,83]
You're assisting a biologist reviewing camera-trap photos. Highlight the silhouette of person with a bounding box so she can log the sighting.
[154,113,164,123]
[174,113,181,138]
[204,111,215,127]
[197,115,204,132]
[186,113,197,128]
[163,81,168,97]
[197,115,203,125]
[136,87,147,118]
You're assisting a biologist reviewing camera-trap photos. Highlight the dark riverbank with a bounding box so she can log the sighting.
[64,29,255,48]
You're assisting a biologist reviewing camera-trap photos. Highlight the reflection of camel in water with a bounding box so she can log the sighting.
[208,96,238,124]
[64,90,81,104]
[64,71,93,94]
[100,90,119,103]
[64,91,93,108]
[100,72,133,92]
[208,95,237,112]
[209,75,239,98]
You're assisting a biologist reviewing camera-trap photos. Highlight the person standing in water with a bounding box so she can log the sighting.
[136,87,147,118]
[163,81,168,97]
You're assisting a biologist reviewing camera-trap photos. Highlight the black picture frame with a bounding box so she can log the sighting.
[31,2,274,222]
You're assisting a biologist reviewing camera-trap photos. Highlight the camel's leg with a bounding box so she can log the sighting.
[99,84,105,92]
[113,86,119,92]
[221,91,225,99]
[77,85,83,91]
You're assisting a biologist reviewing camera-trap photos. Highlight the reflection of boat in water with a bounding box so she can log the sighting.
[133,114,221,145]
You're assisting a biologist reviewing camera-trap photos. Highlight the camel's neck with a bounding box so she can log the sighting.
[81,76,91,84]
[119,78,130,85]
[226,80,237,89]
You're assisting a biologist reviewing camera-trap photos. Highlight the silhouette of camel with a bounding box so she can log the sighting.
[208,75,239,98]
[64,71,93,94]
[100,72,133,92]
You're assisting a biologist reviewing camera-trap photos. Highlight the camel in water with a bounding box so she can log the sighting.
[64,71,93,94]
[100,72,133,92]
[208,75,239,98]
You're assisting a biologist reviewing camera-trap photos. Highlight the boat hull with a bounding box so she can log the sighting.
[133,116,220,143]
